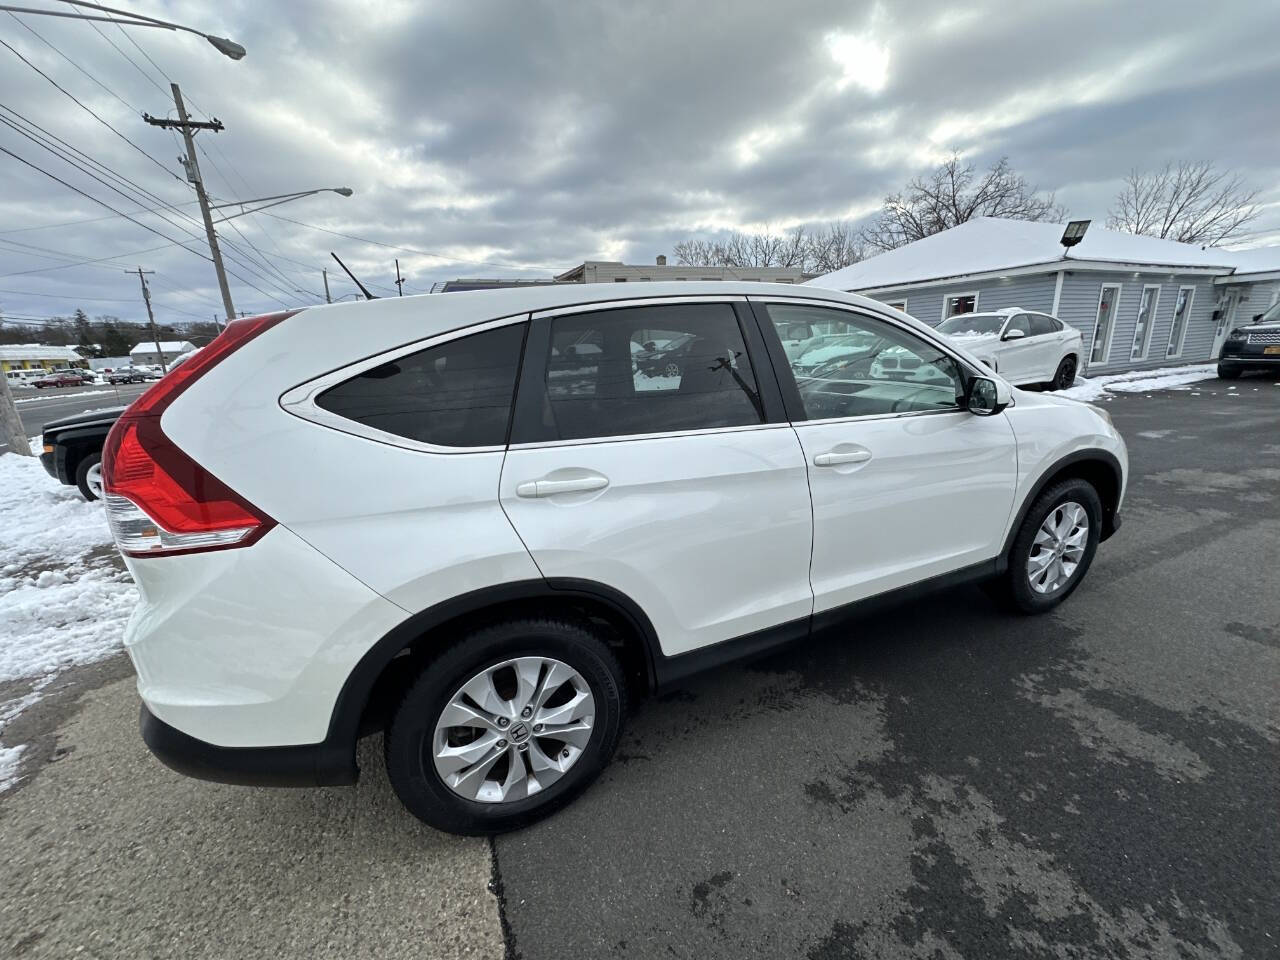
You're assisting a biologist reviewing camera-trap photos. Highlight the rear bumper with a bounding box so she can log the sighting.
[140,703,356,787]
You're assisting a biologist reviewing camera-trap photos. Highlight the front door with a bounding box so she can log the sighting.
[997,313,1040,382]
[1212,290,1239,358]
[754,301,1019,613]
[501,299,814,658]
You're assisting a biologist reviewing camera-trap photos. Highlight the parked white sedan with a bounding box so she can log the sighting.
[937,309,1083,390]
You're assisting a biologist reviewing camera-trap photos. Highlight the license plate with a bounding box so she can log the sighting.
[1265,346,1280,355]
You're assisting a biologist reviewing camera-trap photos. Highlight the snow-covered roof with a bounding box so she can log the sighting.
[129,340,194,355]
[0,344,82,362]
[808,217,1280,291]
[1221,245,1280,278]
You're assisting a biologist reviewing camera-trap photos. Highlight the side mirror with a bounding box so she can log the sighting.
[966,376,1011,416]
[1002,328,1027,341]
[1254,314,1264,322]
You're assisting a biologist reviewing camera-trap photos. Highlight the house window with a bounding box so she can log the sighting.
[1130,284,1161,360]
[1091,284,1121,364]
[885,300,907,313]
[942,293,978,319]
[1166,286,1195,359]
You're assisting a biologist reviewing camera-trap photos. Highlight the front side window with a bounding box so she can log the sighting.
[1005,314,1031,337]
[1028,314,1058,336]
[316,323,526,447]
[765,304,966,420]
[539,303,762,441]
[943,293,978,318]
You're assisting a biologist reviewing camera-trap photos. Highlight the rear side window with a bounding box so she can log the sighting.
[316,323,526,447]
[533,303,763,441]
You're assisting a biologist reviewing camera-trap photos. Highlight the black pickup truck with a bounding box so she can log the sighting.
[40,405,124,501]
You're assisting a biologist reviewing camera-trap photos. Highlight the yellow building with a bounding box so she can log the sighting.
[1,344,88,378]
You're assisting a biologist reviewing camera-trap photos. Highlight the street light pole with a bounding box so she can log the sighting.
[130,267,168,374]
[0,1,246,59]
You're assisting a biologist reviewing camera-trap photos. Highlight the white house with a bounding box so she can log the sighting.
[809,218,1280,374]
[129,340,195,365]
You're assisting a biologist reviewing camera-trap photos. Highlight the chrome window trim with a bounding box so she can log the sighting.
[278,313,530,455]
[507,421,793,451]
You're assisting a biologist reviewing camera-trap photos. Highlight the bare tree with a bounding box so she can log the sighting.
[861,153,1066,252]
[807,221,868,273]
[1107,161,1261,246]
[672,221,867,274]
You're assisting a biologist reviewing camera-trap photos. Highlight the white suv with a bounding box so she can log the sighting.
[103,283,1126,835]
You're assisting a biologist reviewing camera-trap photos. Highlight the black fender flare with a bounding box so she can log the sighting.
[317,578,662,783]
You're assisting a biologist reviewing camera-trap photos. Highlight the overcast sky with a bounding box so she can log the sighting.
[1,0,1278,329]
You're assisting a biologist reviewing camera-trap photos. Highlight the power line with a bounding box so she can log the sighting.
[0,145,297,306]
[0,200,202,235]
[0,32,185,186]
[5,11,138,115]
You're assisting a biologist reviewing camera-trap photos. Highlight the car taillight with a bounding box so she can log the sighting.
[102,311,295,558]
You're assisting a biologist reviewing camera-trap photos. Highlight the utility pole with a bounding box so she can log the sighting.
[322,268,332,303]
[130,267,168,374]
[394,259,404,296]
[0,368,32,457]
[144,84,235,322]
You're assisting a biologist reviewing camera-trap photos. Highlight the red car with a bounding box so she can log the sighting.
[32,371,91,389]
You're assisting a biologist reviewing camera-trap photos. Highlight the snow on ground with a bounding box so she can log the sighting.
[1059,363,1219,401]
[0,443,136,791]
[12,388,115,405]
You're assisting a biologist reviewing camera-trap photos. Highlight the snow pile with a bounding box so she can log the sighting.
[0,445,137,791]
[13,388,116,405]
[1060,364,1219,401]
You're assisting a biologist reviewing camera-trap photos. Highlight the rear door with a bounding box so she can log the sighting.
[1027,313,1066,380]
[998,313,1040,382]
[500,297,814,657]
[752,299,1018,615]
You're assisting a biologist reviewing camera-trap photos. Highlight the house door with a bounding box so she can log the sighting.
[1211,290,1239,359]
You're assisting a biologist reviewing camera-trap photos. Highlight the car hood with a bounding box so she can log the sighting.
[1239,320,1280,333]
[42,404,127,433]
[941,332,1001,352]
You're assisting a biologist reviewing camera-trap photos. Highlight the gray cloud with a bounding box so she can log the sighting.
[1,0,1278,328]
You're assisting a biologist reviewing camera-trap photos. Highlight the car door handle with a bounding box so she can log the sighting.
[813,450,872,467]
[515,475,610,498]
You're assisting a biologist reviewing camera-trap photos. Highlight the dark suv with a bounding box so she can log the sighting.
[1219,300,1280,378]
[40,405,125,500]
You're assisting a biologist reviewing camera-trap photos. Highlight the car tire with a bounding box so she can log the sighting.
[75,451,103,502]
[991,478,1102,615]
[1045,355,1078,391]
[384,616,627,835]
[1216,363,1241,379]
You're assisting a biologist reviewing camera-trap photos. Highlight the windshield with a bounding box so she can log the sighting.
[937,314,1005,336]
[1256,300,1280,324]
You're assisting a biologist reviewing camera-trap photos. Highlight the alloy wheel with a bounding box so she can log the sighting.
[1026,501,1088,594]
[432,656,595,804]
[85,463,104,499]
[1057,358,1077,389]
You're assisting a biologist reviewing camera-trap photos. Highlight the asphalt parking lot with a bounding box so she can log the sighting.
[3,381,149,450]
[2,375,1277,959]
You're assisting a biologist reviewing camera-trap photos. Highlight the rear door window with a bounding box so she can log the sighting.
[316,322,526,447]
[531,303,763,441]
